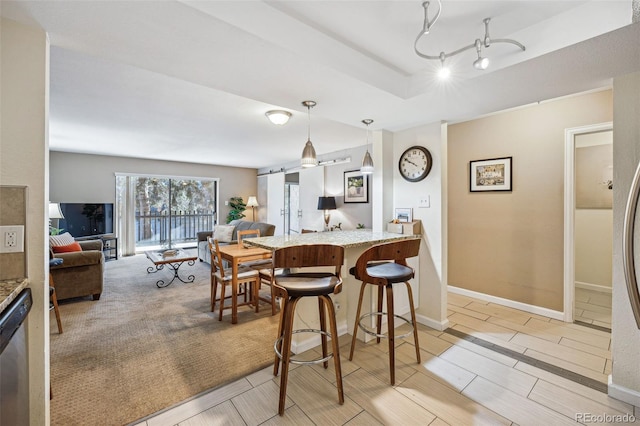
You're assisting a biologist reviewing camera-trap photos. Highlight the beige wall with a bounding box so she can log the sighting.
[1,17,50,425]
[50,152,258,224]
[575,209,613,288]
[448,90,612,311]
[610,71,640,405]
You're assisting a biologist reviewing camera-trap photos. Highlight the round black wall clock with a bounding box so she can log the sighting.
[399,146,433,182]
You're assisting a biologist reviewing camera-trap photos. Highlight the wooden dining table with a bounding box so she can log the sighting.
[216,243,272,324]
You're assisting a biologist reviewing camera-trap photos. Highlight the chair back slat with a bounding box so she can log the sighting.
[237,229,260,245]
[355,239,420,282]
[207,237,225,275]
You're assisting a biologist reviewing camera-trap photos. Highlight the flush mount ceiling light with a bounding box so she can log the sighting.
[414,0,525,77]
[300,100,318,168]
[360,119,374,175]
[265,110,291,125]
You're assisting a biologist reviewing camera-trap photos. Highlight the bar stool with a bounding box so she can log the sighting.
[271,244,344,416]
[348,238,421,385]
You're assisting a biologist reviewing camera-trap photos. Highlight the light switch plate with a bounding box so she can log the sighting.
[0,225,25,253]
[419,196,430,208]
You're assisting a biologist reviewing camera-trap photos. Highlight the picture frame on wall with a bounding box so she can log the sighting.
[344,170,369,203]
[394,208,412,223]
[470,157,513,192]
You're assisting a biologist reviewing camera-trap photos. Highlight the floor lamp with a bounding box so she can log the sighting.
[246,196,259,221]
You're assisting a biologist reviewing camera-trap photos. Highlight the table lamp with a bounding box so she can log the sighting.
[246,196,259,221]
[49,202,65,234]
[317,196,336,230]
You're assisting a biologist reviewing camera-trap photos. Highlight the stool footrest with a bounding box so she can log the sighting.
[358,312,415,339]
[274,329,335,365]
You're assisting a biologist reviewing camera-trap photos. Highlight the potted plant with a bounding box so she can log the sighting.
[226,197,246,223]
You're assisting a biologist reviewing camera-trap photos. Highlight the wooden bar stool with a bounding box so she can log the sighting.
[271,244,344,416]
[348,238,421,385]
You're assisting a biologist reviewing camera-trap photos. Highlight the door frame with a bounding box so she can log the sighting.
[563,122,613,322]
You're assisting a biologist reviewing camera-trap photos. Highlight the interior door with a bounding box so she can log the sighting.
[298,166,325,232]
[266,172,285,236]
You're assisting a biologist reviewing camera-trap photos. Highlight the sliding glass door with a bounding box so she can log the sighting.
[116,174,218,254]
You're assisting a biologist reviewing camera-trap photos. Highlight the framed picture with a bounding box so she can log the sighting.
[470,157,512,192]
[344,170,369,203]
[394,208,412,223]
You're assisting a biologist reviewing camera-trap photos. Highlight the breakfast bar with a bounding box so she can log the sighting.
[245,230,421,353]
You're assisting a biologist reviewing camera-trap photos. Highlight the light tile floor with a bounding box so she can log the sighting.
[133,292,636,426]
[574,287,612,329]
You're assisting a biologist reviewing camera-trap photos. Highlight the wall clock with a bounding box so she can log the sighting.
[399,146,432,182]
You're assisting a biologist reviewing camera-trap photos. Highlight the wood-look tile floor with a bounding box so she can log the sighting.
[133,292,637,426]
[574,287,612,329]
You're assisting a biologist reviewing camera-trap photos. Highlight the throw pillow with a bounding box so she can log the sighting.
[213,225,235,243]
[52,241,83,253]
[50,232,75,248]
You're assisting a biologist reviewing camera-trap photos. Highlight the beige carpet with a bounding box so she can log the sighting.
[50,252,279,426]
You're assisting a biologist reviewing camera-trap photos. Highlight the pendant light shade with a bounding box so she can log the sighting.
[301,100,318,168]
[360,119,374,174]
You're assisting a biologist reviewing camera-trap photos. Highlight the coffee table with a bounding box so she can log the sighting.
[145,249,198,288]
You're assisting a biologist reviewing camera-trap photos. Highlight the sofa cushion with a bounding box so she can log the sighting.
[50,232,75,247]
[52,241,83,253]
[213,224,235,243]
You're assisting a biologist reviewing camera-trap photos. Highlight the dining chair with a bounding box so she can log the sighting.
[348,238,421,385]
[271,244,344,416]
[208,237,259,321]
[49,258,63,334]
[237,229,278,314]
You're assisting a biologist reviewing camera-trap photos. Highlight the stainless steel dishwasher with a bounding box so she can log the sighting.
[0,288,32,426]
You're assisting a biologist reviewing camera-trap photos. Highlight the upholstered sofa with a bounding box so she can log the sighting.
[197,219,276,264]
[50,239,105,301]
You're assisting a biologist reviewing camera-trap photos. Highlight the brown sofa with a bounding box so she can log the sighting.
[50,239,104,301]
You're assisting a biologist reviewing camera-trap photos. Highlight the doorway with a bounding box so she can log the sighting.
[284,172,300,235]
[564,123,613,328]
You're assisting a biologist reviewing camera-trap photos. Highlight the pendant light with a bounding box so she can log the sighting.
[300,100,318,168]
[360,119,374,174]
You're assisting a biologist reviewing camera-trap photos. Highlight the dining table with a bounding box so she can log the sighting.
[216,243,272,324]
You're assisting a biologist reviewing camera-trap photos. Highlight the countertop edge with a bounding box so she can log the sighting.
[0,278,30,314]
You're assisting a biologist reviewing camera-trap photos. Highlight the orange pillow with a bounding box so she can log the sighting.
[52,241,82,253]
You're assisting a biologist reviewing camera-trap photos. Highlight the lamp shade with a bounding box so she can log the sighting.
[317,196,336,211]
[246,196,259,207]
[265,110,291,125]
[49,203,65,219]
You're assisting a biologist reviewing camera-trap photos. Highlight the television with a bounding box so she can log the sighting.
[58,203,114,238]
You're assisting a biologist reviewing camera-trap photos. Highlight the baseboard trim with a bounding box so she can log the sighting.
[416,314,449,331]
[608,375,640,407]
[575,281,612,294]
[448,286,565,321]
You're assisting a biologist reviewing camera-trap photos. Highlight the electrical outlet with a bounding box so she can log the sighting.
[0,225,25,253]
[334,300,341,311]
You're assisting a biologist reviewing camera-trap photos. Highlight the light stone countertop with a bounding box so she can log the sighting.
[0,278,29,314]
[244,229,419,250]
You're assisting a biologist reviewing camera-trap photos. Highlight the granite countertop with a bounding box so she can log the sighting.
[0,278,30,314]
[245,229,420,250]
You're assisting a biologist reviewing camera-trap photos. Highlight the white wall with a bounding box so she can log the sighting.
[610,71,640,406]
[1,17,50,425]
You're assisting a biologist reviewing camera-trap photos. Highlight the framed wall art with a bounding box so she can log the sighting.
[394,208,412,223]
[470,157,512,192]
[344,170,369,203]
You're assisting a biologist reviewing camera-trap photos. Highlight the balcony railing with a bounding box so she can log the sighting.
[135,211,216,248]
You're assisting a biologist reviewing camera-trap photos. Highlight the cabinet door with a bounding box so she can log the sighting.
[299,166,325,231]
[266,173,285,236]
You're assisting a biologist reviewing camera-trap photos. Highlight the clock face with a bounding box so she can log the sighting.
[399,146,433,182]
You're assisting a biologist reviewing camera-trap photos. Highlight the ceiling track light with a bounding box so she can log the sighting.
[300,100,318,168]
[360,119,374,175]
[414,0,525,73]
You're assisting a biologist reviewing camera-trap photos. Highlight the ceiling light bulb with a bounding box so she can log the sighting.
[438,66,451,79]
[265,110,291,125]
[473,56,489,70]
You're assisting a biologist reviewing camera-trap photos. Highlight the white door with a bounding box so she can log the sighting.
[299,166,325,232]
[266,172,285,236]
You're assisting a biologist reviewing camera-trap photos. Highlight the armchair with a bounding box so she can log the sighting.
[50,240,104,301]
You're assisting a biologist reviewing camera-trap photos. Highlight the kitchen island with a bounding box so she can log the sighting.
[245,230,421,353]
